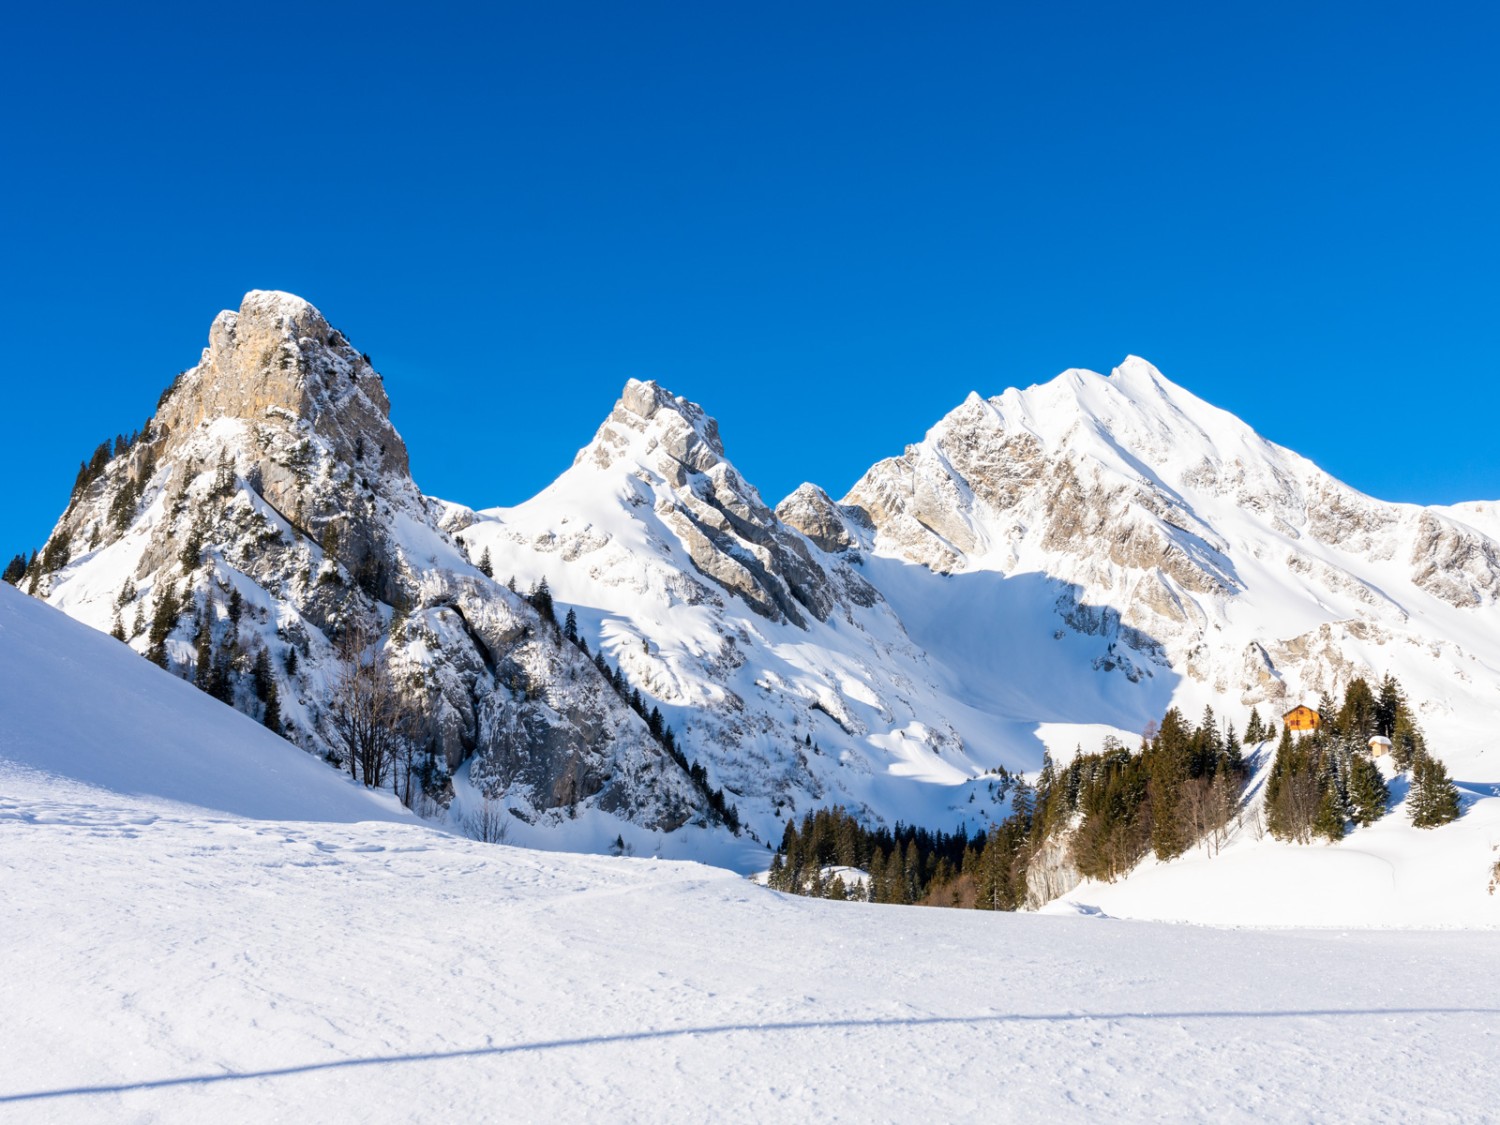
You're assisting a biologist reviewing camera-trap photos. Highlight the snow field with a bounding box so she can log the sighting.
[3,773,1499,1123]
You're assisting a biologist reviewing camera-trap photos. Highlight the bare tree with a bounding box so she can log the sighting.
[465,794,510,844]
[327,618,406,790]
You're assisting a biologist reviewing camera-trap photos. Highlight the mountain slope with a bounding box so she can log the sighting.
[0,580,404,822]
[23,292,725,851]
[455,363,1500,851]
[19,292,1499,886]
[836,357,1500,769]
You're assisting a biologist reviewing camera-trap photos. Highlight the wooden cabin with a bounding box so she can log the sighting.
[1283,705,1321,735]
[1368,735,1393,759]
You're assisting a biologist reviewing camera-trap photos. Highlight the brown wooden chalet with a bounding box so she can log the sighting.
[1283,705,1320,735]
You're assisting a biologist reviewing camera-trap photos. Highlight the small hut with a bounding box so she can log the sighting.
[1368,734,1393,759]
[1283,705,1321,736]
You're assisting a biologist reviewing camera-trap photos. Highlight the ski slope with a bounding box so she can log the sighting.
[4,585,1500,1121]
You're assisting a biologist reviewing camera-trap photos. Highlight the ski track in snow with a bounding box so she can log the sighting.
[4,772,1500,1124]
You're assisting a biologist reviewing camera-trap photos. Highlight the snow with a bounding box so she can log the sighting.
[5,771,1500,1121]
[6,568,1500,1121]
[4,748,1500,1120]
[0,583,404,823]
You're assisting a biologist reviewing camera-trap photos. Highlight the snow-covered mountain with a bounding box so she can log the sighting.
[19,291,1500,875]
[21,291,729,860]
[453,359,1500,844]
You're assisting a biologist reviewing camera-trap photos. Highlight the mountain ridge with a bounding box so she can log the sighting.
[16,290,1500,883]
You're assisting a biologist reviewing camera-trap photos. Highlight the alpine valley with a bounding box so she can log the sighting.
[13,290,1500,921]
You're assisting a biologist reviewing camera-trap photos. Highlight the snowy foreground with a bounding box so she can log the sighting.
[5,551,1500,1121]
[5,766,1500,1124]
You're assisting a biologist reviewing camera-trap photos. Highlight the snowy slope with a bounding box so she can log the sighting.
[843,357,1500,776]
[0,580,404,823]
[26,291,722,848]
[5,760,1500,1122]
[453,363,1500,859]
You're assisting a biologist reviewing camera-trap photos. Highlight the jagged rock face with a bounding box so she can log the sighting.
[837,358,1500,717]
[776,484,855,555]
[580,379,836,627]
[158,290,410,476]
[30,292,710,840]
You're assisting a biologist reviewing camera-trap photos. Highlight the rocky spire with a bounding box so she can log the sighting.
[156,290,409,477]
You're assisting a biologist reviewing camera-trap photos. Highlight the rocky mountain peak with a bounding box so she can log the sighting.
[29,293,720,848]
[156,290,409,478]
[576,378,726,486]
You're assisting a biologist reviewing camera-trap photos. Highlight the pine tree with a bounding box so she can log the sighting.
[262,675,283,736]
[284,645,299,677]
[477,548,493,578]
[1375,674,1404,737]
[207,643,234,703]
[563,607,578,643]
[529,577,555,625]
[146,583,182,669]
[1409,753,1461,828]
[194,610,213,691]
[252,648,274,703]
[1244,707,1264,745]
[1346,754,1390,827]
[179,518,207,572]
[2,553,26,586]
[1312,777,1347,842]
[228,588,243,629]
[1147,708,1193,861]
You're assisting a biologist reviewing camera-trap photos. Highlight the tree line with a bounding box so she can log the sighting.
[769,679,1463,911]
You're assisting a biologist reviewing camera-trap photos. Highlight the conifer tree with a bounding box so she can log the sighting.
[529,577,555,625]
[477,548,493,578]
[2,553,26,586]
[208,643,234,703]
[1409,753,1461,828]
[261,675,283,736]
[1312,780,1347,842]
[179,519,207,572]
[1346,753,1390,827]
[146,583,182,669]
[1244,707,1264,745]
[194,611,213,691]
[1338,678,1378,740]
[1376,674,1404,737]
[1147,708,1193,861]
[564,607,578,643]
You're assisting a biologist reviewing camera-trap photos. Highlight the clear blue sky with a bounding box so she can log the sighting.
[4,2,1497,558]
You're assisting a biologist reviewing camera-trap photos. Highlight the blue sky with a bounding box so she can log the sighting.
[3,2,1497,558]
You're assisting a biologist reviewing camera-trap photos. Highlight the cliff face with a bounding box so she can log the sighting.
[30,292,712,841]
